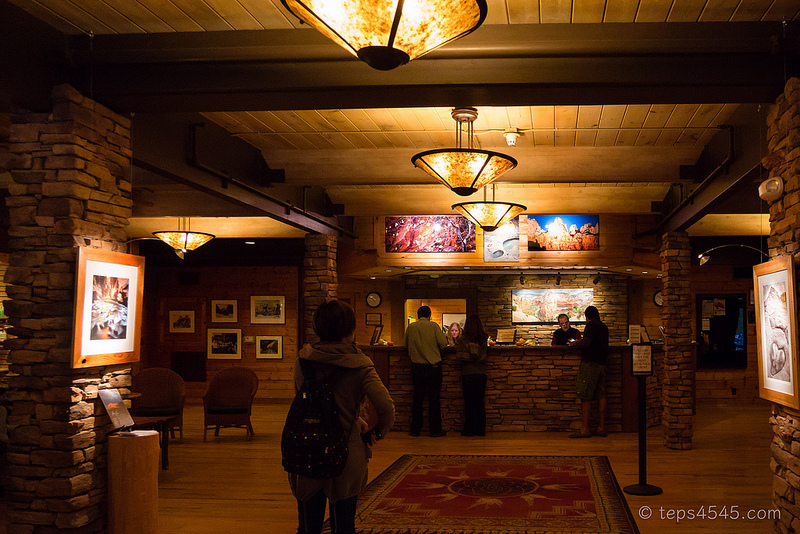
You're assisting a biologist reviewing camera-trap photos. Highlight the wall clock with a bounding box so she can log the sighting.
[653,291,663,307]
[366,292,382,308]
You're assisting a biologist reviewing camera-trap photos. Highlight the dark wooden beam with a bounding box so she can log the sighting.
[65,22,799,113]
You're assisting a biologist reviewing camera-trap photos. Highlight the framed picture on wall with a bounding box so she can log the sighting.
[251,295,285,324]
[256,335,283,359]
[511,288,593,323]
[211,300,238,323]
[207,329,242,359]
[72,247,145,369]
[442,313,467,331]
[169,310,195,333]
[754,255,800,409]
[365,313,382,326]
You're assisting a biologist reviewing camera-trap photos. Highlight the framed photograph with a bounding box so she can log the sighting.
[511,288,593,323]
[207,329,242,360]
[72,248,145,369]
[442,313,467,331]
[369,325,384,345]
[365,313,382,326]
[211,300,238,323]
[169,310,195,333]
[754,256,799,409]
[251,295,285,324]
[256,335,283,359]
[527,214,599,251]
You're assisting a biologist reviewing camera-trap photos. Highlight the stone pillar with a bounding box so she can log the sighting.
[659,231,694,450]
[303,234,338,345]
[6,85,132,533]
[764,77,800,534]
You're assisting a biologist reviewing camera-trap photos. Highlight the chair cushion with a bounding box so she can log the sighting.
[136,407,180,417]
[207,406,248,415]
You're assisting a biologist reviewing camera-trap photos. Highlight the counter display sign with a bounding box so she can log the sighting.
[385,216,476,253]
[632,344,653,376]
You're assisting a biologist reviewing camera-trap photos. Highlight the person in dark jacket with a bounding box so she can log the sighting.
[568,305,609,438]
[551,313,582,346]
[456,315,489,436]
[288,300,394,534]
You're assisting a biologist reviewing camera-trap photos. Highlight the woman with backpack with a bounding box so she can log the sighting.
[285,300,394,534]
[456,314,489,437]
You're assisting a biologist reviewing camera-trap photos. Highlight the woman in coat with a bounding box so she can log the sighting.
[288,300,395,534]
[455,315,489,436]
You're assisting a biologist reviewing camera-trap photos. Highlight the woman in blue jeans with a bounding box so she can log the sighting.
[456,315,489,436]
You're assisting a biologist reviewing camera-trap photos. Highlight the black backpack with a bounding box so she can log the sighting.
[281,359,349,479]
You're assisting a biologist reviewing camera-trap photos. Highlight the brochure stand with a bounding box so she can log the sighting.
[108,430,160,534]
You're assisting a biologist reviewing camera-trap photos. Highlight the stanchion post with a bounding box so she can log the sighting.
[624,343,662,496]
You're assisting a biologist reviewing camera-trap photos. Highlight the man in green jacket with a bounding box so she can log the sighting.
[404,306,448,437]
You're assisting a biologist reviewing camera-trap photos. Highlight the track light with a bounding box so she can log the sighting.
[555,273,561,285]
[519,273,525,285]
[593,275,601,285]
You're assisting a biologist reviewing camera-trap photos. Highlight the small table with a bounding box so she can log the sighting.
[132,415,179,470]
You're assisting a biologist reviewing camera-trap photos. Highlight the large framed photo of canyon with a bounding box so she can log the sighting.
[511,289,593,323]
[754,255,800,409]
[385,216,476,253]
[527,214,599,251]
[72,248,145,369]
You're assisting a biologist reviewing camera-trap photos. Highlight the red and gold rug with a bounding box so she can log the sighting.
[354,454,639,533]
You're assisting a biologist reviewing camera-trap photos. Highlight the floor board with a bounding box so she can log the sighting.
[155,402,775,533]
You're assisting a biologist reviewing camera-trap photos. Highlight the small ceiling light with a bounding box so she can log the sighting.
[556,273,562,285]
[413,108,517,196]
[153,217,214,255]
[503,129,521,146]
[244,241,255,245]
[280,0,487,71]
[697,244,768,265]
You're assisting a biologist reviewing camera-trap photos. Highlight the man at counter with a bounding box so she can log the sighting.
[404,306,448,437]
[551,314,582,346]
[568,306,609,438]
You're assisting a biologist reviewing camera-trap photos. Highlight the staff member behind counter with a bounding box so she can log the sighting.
[551,314,582,346]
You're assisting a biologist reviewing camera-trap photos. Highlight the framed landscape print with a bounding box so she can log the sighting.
[169,310,195,333]
[511,288,593,323]
[207,329,242,360]
[251,295,285,324]
[754,255,800,409]
[256,335,283,359]
[385,216,476,253]
[527,214,599,251]
[211,300,238,323]
[72,248,145,369]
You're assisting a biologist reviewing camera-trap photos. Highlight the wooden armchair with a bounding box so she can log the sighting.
[203,367,259,441]
[131,367,186,439]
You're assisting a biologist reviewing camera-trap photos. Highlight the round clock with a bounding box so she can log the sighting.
[653,291,663,307]
[366,292,382,308]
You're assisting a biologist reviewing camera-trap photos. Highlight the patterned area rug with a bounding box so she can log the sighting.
[354,454,639,534]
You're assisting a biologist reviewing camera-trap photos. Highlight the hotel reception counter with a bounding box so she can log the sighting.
[360,344,657,434]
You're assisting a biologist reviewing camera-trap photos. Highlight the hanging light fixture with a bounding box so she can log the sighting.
[280,0,487,71]
[153,218,215,254]
[452,184,525,232]
[697,244,767,265]
[413,108,518,196]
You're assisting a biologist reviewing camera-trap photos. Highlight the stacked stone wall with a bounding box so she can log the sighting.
[303,234,338,345]
[659,232,694,450]
[764,77,800,533]
[5,85,132,533]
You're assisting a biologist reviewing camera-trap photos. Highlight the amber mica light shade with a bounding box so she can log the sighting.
[413,108,517,196]
[281,0,487,70]
[452,200,525,232]
[153,218,215,253]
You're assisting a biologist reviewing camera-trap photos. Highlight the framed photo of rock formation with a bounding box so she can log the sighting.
[72,248,145,369]
[754,255,799,409]
[527,214,599,251]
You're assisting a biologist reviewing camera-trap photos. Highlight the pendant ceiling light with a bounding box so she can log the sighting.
[280,0,487,71]
[153,218,215,254]
[412,107,517,196]
[452,185,525,232]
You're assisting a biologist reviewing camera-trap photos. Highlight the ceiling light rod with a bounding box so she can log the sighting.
[697,244,768,265]
[413,107,518,196]
[280,0,487,71]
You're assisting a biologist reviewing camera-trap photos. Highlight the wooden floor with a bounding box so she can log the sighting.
[155,402,776,533]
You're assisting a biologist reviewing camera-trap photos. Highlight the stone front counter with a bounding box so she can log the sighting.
[362,344,640,434]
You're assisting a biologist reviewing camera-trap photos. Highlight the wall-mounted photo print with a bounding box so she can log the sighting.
[484,217,520,262]
[527,215,599,251]
[385,216,476,253]
[512,288,594,323]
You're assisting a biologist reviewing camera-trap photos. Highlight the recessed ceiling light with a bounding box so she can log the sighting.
[642,271,648,274]
[464,266,470,269]
[404,266,411,270]
[370,276,376,280]
[244,241,255,245]
[626,268,632,272]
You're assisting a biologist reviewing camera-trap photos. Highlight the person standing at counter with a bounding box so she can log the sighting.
[551,314,582,346]
[568,306,609,438]
[456,315,489,437]
[404,306,448,437]
[446,322,462,347]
